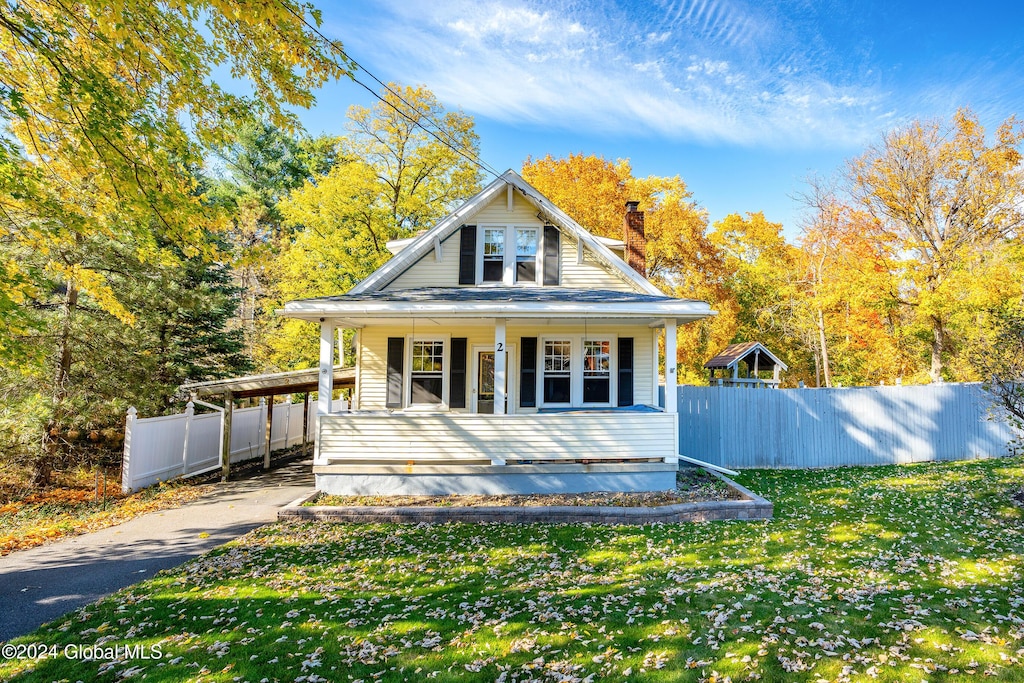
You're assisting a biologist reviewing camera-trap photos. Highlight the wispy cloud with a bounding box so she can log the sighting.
[333,0,998,148]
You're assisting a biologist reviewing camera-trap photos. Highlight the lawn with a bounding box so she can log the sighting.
[1,457,1022,682]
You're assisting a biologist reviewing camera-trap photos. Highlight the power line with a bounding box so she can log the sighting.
[274,2,504,181]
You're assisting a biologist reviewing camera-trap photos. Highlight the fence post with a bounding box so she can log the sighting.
[181,401,195,472]
[121,407,137,494]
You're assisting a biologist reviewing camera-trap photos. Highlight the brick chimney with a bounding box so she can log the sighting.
[624,200,646,276]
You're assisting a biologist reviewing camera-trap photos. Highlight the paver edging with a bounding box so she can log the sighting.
[278,471,772,525]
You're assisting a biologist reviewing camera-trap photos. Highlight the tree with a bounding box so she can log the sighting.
[848,109,1024,382]
[262,83,483,370]
[0,0,353,485]
[522,153,733,381]
[206,121,340,359]
[344,83,482,234]
[710,212,809,384]
[970,305,1024,438]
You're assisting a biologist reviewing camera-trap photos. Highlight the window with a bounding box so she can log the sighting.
[410,340,444,404]
[515,228,538,283]
[482,229,504,282]
[583,340,611,403]
[543,340,572,404]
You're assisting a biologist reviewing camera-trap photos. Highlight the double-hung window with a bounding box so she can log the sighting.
[479,226,540,285]
[538,337,616,407]
[542,340,572,404]
[410,340,445,405]
[515,228,538,284]
[583,340,611,403]
[482,229,505,283]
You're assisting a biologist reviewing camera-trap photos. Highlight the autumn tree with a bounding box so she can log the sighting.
[710,212,807,382]
[344,83,482,235]
[848,109,1024,382]
[207,121,340,358]
[0,0,353,485]
[522,153,733,381]
[262,84,483,369]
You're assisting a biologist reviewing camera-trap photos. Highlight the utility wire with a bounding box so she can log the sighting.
[275,2,505,181]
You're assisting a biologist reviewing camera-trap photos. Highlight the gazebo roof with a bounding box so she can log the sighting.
[704,342,788,371]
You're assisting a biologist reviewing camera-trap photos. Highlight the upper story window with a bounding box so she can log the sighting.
[478,226,541,286]
[482,229,505,282]
[515,228,539,284]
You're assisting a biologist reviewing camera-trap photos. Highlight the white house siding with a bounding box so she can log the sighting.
[560,235,638,292]
[357,322,657,412]
[380,190,641,293]
[385,232,462,289]
[317,412,678,465]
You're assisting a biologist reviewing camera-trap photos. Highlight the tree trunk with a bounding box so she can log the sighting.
[930,315,945,383]
[817,307,832,388]
[35,280,78,487]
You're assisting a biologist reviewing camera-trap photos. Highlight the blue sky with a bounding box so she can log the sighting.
[295,0,1024,237]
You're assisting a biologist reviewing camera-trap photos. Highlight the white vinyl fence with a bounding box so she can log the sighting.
[674,382,1020,469]
[122,398,348,492]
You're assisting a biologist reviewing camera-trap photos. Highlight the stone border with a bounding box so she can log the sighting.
[278,470,772,524]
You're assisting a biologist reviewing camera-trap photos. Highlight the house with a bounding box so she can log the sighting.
[705,341,787,388]
[278,170,715,495]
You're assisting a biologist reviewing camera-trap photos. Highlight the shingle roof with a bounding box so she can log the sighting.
[304,287,695,305]
[704,341,788,370]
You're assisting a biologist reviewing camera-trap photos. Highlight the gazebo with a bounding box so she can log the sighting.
[705,341,787,388]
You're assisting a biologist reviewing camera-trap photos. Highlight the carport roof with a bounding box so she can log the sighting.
[181,366,354,400]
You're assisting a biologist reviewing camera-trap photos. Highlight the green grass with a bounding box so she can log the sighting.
[2,458,1023,682]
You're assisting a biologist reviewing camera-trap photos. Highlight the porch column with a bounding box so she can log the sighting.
[494,318,507,415]
[318,319,335,415]
[664,318,678,414]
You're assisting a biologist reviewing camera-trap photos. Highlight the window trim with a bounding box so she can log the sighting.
[476,224,543,286]
[538,334,618,408]
[404,334,451,409]
[540,338,573,407]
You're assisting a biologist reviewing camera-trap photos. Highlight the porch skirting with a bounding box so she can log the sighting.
[313,462,677,495]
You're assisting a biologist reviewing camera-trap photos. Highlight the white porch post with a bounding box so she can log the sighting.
[494,318,507,415]
[663,318,678,414]
[318,319,335,415]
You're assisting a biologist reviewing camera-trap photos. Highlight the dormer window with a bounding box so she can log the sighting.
[482,229,505,282]
[460,224,557,287]
[477,225,541,286]
[515,228,539,283]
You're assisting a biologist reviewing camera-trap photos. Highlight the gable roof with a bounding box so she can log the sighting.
[348,170,662,296]
[704,341,789,371]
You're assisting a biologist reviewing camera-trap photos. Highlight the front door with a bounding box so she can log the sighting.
[476,351,495,414]
[472,344,515,414]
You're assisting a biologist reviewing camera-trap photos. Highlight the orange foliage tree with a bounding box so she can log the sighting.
[522,153,735,382]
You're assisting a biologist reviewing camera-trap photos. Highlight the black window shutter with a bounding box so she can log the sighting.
[543,226,559,286]
[458,225,477,285]
[386,337,404,408]
[449,338,468,409]
[520,337,538,408]
[618,337,634,407]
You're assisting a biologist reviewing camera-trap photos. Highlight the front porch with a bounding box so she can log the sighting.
[313,410,679,494]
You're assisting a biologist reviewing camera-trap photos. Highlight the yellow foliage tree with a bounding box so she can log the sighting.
[0,0,353,484]
[848,109,1024,381]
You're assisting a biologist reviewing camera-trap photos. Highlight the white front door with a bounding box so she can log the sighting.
[472,344,515,414]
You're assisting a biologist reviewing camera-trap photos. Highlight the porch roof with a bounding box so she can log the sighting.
[278,287,716,326]
[182,365,355,399]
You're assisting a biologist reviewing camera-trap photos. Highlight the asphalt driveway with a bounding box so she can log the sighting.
[0,460,313,642]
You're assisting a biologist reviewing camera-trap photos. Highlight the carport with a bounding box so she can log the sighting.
[182,366,354,481]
